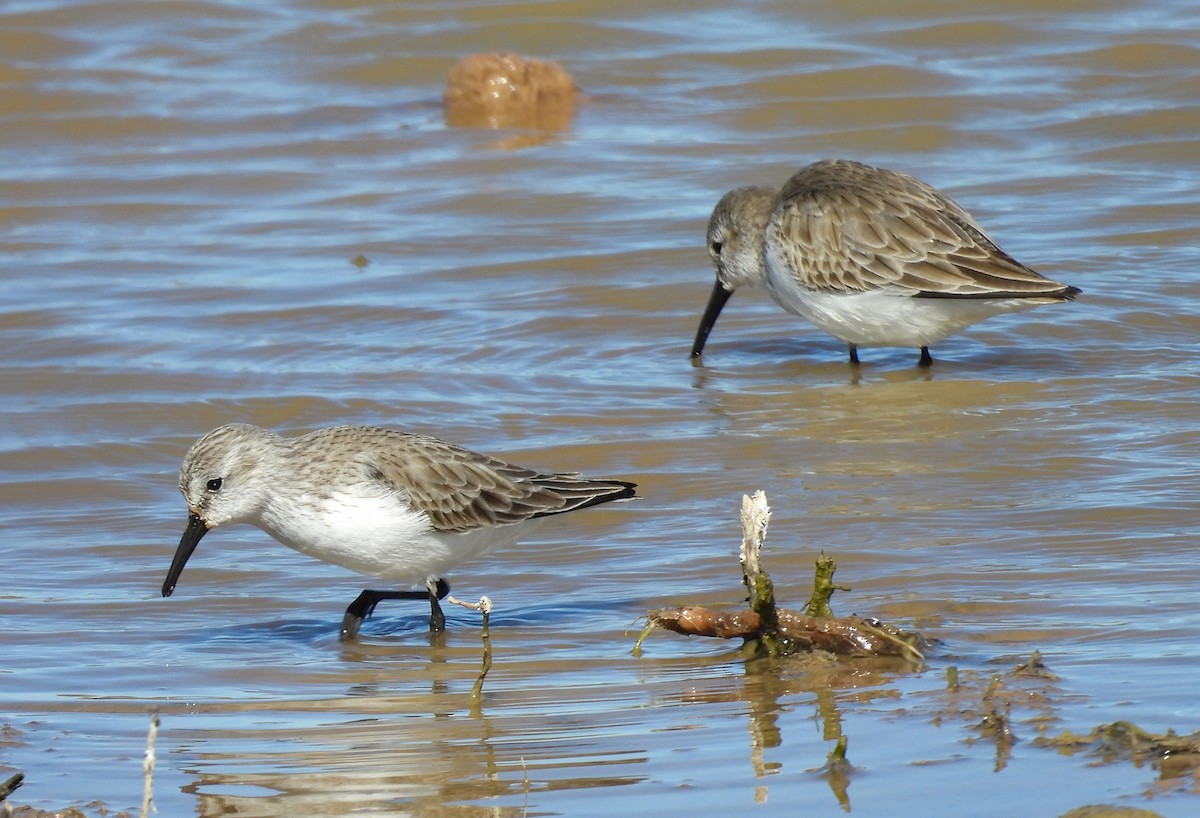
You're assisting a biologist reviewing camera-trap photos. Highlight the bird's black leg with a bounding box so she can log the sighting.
[341,590,398,641]
[339,578,451,641]
[918,346,933,367]
[427,577,450,633]
[847,344,860,365]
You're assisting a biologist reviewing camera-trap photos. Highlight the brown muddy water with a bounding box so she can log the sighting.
[2,1,1199,816]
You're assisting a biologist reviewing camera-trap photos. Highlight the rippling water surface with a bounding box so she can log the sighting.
[3,1,1199,815]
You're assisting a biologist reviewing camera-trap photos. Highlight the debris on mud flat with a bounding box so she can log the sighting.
[1036,720,1200,781]
[636,491,926,660]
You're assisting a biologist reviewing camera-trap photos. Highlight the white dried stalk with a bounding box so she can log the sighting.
[446,595,493,615]
[740,490,772,587]
[141,709,159,818]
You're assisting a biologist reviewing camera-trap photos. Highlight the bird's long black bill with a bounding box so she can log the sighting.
[690,281,734,359]
[162,512,209,597]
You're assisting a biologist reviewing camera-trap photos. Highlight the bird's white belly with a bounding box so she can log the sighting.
[763,279,1041,348]
[260,490,537,586]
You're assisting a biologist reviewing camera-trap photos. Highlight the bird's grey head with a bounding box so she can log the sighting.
[691,185,777,359]
[706,185,776,291]
[163,423,279,599]
[179,423,277,529]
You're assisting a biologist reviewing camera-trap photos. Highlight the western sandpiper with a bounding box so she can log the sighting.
[162,423,637,640]
[691,159,1081,366]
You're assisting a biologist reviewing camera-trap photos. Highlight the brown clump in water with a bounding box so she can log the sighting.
[443,52,577,131]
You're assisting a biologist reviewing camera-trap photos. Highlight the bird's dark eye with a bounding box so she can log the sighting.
[711,240,723,255]
[206,478,223,492]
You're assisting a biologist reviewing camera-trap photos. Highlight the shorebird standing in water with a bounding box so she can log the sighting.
[163,423,637,640]
[691,159,1080,366]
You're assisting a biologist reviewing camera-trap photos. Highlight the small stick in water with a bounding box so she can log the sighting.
[448,595,494,699]
[141,708,160,818]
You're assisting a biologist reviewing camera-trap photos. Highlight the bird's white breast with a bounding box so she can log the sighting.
[256,486,538,586]
[763,268,1042,348]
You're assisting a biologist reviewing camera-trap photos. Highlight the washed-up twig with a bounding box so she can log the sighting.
[448,595,493,699]
[141,709,159,818]
[638,491,925,660]
[645,605,923,659]
[0,772,23,802]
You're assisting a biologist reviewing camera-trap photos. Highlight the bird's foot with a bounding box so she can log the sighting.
[339,612,363,642]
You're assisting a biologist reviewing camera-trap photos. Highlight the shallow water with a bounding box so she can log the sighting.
[2,0,1199,815]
